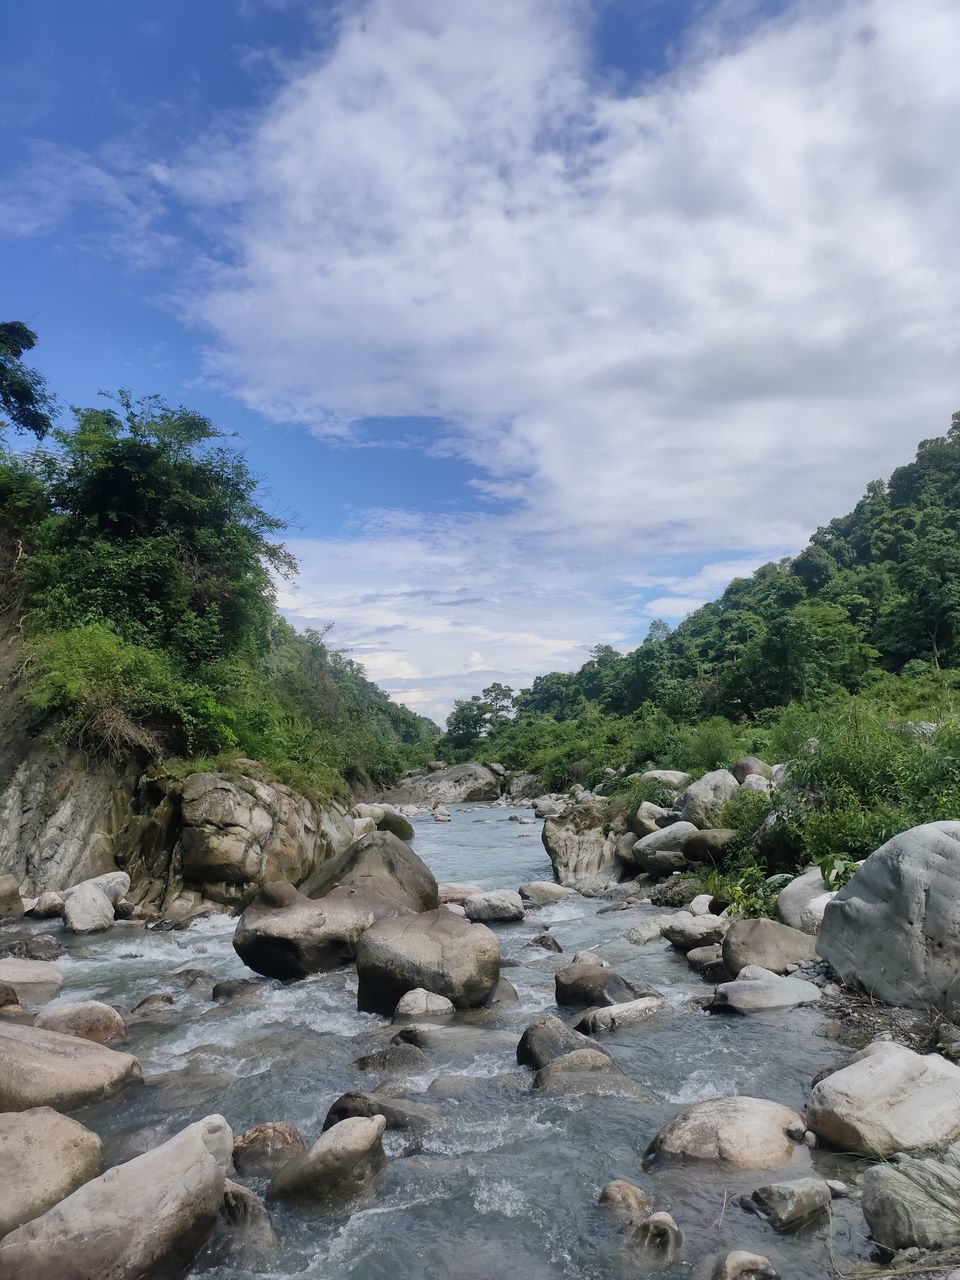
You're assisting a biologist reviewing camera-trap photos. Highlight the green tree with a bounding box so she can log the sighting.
[0,322,57,439]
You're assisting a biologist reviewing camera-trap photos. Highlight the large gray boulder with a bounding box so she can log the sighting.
[268,1116,386,1201]
[301,830,439,912]
[463,889,524,923]
[722,919,817,976]
[0,1108,103,1238]
[233,881,413,980]
[0,1114,232,1278]
[0,1022,143,1111]
[624,822,699,871]
[62,882,115,934]
[541,798,621,890]
[678,770,740,828]
[649,1097,804,1169]
[862,1148,960,1250]
[381,762,501,806]
[0,957,63,1008]
[817,821,960,1012]
[355,908,500,1014]
[806,1041,960,1155]
[661,913,730,951]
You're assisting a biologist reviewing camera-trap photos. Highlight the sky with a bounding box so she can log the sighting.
[2,0,958,725]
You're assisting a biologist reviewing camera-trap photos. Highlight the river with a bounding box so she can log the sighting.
[43,804,873,1278]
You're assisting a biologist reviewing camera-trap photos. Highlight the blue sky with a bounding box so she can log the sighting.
[3,0,958,722]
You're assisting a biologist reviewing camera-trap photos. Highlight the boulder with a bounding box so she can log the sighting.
[534,797,562,818]
[393,988,455,1019]
[661,913,729,951]
[207,1179,277,1266]
[805,1041,960,1155]
[233,1123,306,1177]
[541,798,621,890]
[574,996,667,1034]
[268,1115,387,1201]
[0,1114,232,1278]
[516,1014,610,1070]
[554,961,643,1007]
[862,1149,960,1250]
[376,810,415,841]
[0,873,23,921]
[0,932,62,962]
[322,1091,439,1132]
[302,830,439,912]
[776,867,830,932]
[463,890,524,923]
[438,882,484,905]
[681,828,739,865]
[532,1047,624,1092]
[0,958,63,1008]
[0,1108,103,1238]
[687,944,727,979]
[233,881,413,980]
[689,894,714,916]
[721,919,817,976]
[732,757,772,784]
[633,801,668,836]
[625,823,699,871]
[746,1176,830,1229]
[71,871,130,904]
[817,822,960,1012]
[740,774,772,795]
[381,762,501,806]
[648,1096,804,1169]
[518,881,577,905]
[599,1179,648,1220]
[0,1023,142,1111]
[624,912,677,944]
[31,890,65,919]
[799,891,834,934]
[678,770,739,828]
[355,909,500,1015]
[712,1253,780,1280]
[635,1211,682,1262]
[62,882,115,934]
[34,1001,127,1045]
[640,770,691,791]
[712,966,821,1013]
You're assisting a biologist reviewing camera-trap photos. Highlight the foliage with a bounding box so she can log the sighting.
[0,322,57,439]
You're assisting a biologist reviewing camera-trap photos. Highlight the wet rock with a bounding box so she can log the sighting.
[516,1013,610,1070]
[0,957,64,1008]
[636,1210,682,1261]
[805,1040,960,1155]
[0,982,17,1008]
[62,881,116,934]
[0,1022,143,1111]
[518,881,576,905]
[131,992,174,1013]
[30,891,65,919]
[211,978,260,1003]
[204,1179,277,1266]
[0,1108,103,1238]
[532,1047,623,1091]
[554,962,644,1008]
[599,1179,648,1221]
[355,908,500,1015]
[541,797,621,890]
[0,873,24,921]
[575,997,667,1035]
[233,1122,307,1177]
[268,1115,387,1201]
[712,965,822,1013]
[661,913,729,951]
[732,757,772,784]
[463,889,524,923]
[678,770,739,828]
[354,1041,431,1074]
[437,882,484,905]
[722,919,817,975]
[322,1090,439,1132]
[862,1148,960,1250]
[712,1251,780,1279]
[746,1176,831,1228]
[233,881,413,980]
[486,975,519,1006]
[0,1114,232,1278]
[623,912,677,944]
[35,1001,127,1044]
[648,1096,804,1169]
[625,823,699,872]
[302,830,439,912]
[0,932,63,961]
[817,821,960,1013]
[776,867,830,932]
[393,988,455,1019]
[530,932,563,953]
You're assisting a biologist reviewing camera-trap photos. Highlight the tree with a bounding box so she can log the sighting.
[0,322,57,439]
[481,682,515,730]
[444,696,488,750]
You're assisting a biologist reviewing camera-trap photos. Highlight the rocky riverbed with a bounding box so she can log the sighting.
[2,803,960,1279]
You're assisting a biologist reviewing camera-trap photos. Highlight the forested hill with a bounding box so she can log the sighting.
[0,324,438,800]
[443,416,960,782]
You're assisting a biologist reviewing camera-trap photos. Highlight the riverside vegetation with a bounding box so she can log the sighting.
[4,324,960,1280]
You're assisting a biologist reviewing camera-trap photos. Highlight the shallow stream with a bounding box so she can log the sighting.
[42,805,873,1278]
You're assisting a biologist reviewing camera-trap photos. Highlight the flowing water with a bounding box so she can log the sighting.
[38,806,873,1278]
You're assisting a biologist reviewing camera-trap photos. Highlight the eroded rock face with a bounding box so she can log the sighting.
[302,831,439,912]
[268,1116,387,1201]
[649,1097,804,1169]
[805,1041,960,1155]
[678,770,739,829]
[0,1114,232,1279]
[541,799,621,890]
[0,1108,103,1238]
[0,1022,143,1111]
[817,821,960,1012]
[233,882,414,980]
[355,909,500,1014]
[381,763,502,807]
